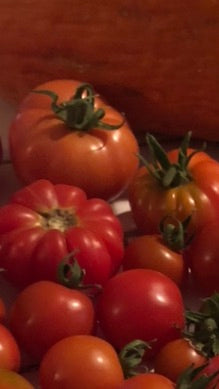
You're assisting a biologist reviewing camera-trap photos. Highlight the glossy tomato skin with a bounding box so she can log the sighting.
[123,235,184,285]
[0,179,124,288]
[0,324,20,372]
[154,338,206,382]
[9,280,95,361]
[97,269,185,356]
[9,79,139,201]
[129,148,219,235]
[0,368,34,389]
[118,373,174,389]
[39,335,124,389]
[185,221,219,294]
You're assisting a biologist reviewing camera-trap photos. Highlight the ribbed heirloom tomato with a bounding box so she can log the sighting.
[0,179,124,288]
[9,79,139,200]
[129,133,219,235]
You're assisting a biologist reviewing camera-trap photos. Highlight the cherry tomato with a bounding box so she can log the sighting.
[0,179,124,288]
[9,280,95,361]
[97,269,185,356]
[154,338,206,382]
[9,80,139,200]
[0,368,34,389]
[123,234,184,285]
[39,335,124,389]
[185,221,219,294]
[129,134,219,235]
[118,373,174,389]
[0,324,20,372]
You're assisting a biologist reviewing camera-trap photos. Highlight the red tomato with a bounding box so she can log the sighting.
[118,373,174,389]
[0,368,34,389]
[39,335,124,389]
[97,269,185,356]
[0,324,20,372]
[129,135,219,235]
[185,221,219,294]
[154,338,206,382]
[123,235,184,285]
[9,280,95,361]
[0,179,124,288]
[9,79,139,200]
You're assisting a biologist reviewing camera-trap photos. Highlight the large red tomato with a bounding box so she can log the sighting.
[0,179,124,288]
[39,335,124,389]
[0,368,34,389]
[9,80,139,200]
[118,373,174,389]
[129,133,219,235]
[97,269,185,356]
[9,280,95,361]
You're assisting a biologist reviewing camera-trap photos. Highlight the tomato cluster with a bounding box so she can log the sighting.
[0,80,219,388]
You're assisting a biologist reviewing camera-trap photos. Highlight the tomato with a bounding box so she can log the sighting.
[97,269,185,356]
[0,298,6,323]
[39,335,124,389]
[9,280,95,361]
[0,324,20,372]
[0,368,34,389]
[9,79,139,201]
[0,179,124,288]
[118,373,174,389]
[128,134,219,235]
[154,338,206,382]
[123,234,184,285]
[185,221,219,294]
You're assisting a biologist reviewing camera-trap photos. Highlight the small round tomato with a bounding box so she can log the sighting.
[118,373,174,389]
[129,133,219,235]
[0,179,124,288]
[0,368,34,389]
[9,280,95,361]
[154,338,206,382]
[97,269,185,356]
[39,335,124,389]
[185,221,219,294]
[0,324,20,372]
[9,80,139,201]
[123,235,184,285]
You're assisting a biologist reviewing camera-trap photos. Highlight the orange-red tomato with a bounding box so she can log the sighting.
[118,373,174,389]
[39,335,124,389]
[0,368,34,389]
[9,79,139,200]
[154,338,206,382]
[123,235,184,285]
[0,324,20,372]
[129,143,219,235]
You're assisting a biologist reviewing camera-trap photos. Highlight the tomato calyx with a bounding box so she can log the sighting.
[185,293,219,358]
[176,364,219,388]
[119,339,151,378]
[159,215,192,251]
[33,83,124,131]
[57,251,102,296]
[40,208,77,232]
[137,132,205,189]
